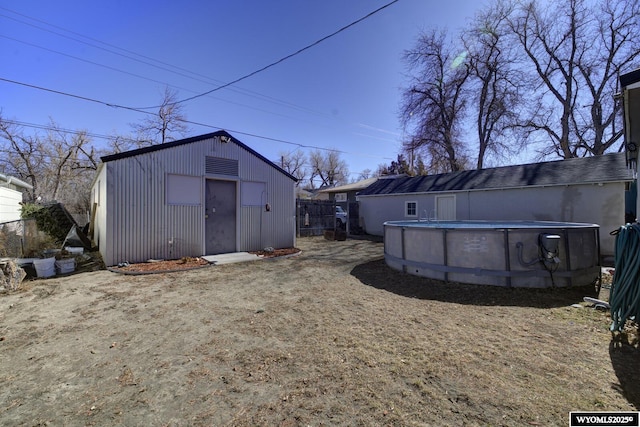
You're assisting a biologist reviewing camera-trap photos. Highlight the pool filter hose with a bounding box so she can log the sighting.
[609,223,640,332]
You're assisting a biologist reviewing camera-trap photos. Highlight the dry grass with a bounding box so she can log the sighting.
[0,237,637,426]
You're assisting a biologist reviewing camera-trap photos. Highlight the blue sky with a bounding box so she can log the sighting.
[0,0,489,183]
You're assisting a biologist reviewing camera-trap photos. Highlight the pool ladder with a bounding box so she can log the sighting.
[419,209,438,222]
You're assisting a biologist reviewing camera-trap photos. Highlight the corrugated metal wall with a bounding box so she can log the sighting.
[97,135,295,266]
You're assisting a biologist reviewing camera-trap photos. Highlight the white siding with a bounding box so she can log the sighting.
[0,187,23,223]
[359,182,626,256]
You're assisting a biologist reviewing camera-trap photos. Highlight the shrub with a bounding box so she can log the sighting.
[20,203,68,244]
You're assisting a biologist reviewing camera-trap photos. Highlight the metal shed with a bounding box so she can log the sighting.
[91,131,297,266]
[356,153,635,258]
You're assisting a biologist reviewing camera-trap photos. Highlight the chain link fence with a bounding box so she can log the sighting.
[0,219,55,258]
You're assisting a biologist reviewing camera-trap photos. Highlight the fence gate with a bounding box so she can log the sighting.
[296,200,337,237]
[296,199,364,237]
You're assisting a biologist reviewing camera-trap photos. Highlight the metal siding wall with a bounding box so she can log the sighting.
[101,137,295,264]
[238,148,295,251]
[106,140,217,265]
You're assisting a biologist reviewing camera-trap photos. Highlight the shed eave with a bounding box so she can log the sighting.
[99,131,298,183]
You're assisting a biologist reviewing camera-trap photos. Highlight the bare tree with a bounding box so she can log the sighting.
[576,0,640,155]
[0,119,40,201]
[358,169,373,180]
[465,1,523,168]
[0,113,98,212]
[308,150,349,189]
[377,154,413,176]
[278,150,307,186]
[508,0,640,158]
[400,29,472,172]
[130,87,190,146]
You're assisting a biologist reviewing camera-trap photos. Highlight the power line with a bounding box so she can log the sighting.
[0,4,404,143]
[140,0,401,109]
[0,77,394,161]
[1,25,394,138]
[0,34,313,122]
[0,34,181,90]
[1,119,128,143]
[0,7,339,118]
[0,76,150,114]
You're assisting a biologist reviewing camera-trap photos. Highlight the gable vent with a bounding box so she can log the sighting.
[206,156,238,176]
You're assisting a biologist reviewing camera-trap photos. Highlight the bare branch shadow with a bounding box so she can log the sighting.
[350,259,598,308]
[609,340,640,409]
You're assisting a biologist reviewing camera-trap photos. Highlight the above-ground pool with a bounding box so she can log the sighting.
[384,220,601,288]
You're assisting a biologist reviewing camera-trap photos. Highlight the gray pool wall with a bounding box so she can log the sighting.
[384,220,601,288]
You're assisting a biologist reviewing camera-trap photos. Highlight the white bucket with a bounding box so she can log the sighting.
[55,258,75,274]
[33,257,56,278]
[64,247,84,255]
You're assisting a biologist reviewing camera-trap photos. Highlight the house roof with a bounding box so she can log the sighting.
[358,153,634,196]
[100,130,298,182]
[0,173,33,190]
[318,177,380,193]
[621,68,640,89]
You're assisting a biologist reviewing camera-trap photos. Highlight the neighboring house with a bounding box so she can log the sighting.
[0,173,33,223]
[316,177,381,233]
[91,131,298,266]
[621,68,640,215]
[296,187,329,200]
[296,187,314,200]
[357,153,635,257]
[317,177,380,203]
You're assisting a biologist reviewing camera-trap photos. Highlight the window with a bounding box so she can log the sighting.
[241,182,266,206]
[335,193,347,202]
[405,201,417,217]
[166,174,201,205]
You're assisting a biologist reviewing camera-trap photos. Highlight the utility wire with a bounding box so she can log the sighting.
[0,7,351,118]
[0,77,393,161]
[0,35,317,123]
[140,0,401,109]
[0,76,151,114]
[0,4,402,141]
[0,34,186,92]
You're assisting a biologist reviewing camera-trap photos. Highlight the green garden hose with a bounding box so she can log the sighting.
[610,223,640,332]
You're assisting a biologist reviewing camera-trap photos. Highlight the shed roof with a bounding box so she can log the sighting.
[100,130,298,182]
[358,153,633,196]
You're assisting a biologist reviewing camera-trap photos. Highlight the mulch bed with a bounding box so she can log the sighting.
[109,248,301,274]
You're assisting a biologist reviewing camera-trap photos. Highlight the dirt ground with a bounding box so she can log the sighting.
[1,236,638,426]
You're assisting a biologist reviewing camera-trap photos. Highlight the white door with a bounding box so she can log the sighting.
[436,195,456,220]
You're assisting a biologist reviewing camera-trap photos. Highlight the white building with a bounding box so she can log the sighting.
[0,173,33,223]
[357,153,635,257]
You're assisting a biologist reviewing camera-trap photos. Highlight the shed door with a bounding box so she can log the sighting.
[436,195,456,220]
[205,179,237,254]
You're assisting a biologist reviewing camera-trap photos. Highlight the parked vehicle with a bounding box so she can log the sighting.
[335,206,347,228]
